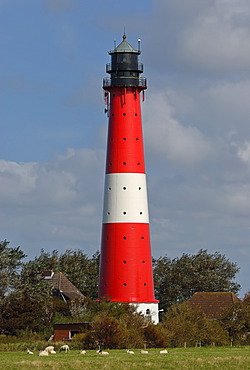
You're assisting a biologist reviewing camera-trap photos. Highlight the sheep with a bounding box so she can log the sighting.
[160,349,168,354]
[98,349,109,355]
[60,344,70,352]
[140,350,149,354]
[39,350,49,356]
[80,350,86,355]
[50,350,57,354]
[27,349,33,355]
[126,349,134,354]
[44,346,55,354]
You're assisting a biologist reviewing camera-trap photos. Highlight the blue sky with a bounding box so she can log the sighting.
[1,0,250,298]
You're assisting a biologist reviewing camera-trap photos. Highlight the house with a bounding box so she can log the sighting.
[187,292,241,319]
[53,322,90,341]
[41,270,85,302]
[41,271,88,341]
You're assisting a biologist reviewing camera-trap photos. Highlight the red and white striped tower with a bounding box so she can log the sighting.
[98,35,159,323]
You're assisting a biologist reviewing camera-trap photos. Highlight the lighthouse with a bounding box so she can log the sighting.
[98,34,159,323]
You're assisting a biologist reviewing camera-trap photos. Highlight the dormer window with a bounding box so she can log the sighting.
[42,270,54,279]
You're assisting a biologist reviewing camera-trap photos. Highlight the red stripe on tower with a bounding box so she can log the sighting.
[98,35,159,323]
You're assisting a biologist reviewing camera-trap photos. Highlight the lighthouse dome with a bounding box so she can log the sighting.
[113,34,138,53]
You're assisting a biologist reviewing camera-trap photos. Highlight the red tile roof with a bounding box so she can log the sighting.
[187,292,241,319]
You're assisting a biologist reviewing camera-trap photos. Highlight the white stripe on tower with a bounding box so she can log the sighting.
[103,173,149,223]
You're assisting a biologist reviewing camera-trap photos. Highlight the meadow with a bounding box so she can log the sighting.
[0,347,250,370]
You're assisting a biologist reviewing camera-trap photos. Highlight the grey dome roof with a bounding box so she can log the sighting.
[113,35,137,53]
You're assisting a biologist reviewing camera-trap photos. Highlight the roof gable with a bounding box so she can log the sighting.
[41,271,85,301]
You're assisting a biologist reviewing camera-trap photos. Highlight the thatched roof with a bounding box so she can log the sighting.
[41,270,85,301]
[187,292,240,319]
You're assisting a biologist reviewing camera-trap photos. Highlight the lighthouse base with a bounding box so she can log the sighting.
[132,302,159,324]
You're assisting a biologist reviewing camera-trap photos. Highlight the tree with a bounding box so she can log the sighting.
[143,323,168,348]
[0,289,54,335]
[84,315,125,349]
[161,302,229,347]
[0,240,26,298]
[21,249,100,300]
[80,301,149,349]
[221,301,250,345]
[58,249,99,299]
[153,249,240,311]
[243,291,250,305]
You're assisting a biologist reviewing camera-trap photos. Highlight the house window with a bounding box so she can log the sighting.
[70,330,79,339]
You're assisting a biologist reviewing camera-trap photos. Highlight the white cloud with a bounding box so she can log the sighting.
[0,160,37,201]
[0,148,105,256]
[147,0,250,74]
[237,142,250,164]
[143,92,213,166]
[198,80,250,126]
[222,184,250,215]
[181,0,250,72]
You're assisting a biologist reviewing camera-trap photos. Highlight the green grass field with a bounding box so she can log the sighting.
[0,347,250,370]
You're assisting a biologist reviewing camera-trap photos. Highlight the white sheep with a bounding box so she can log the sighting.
[27,349,33,355]
[98,350,109,355]
[160,349,168,354]
[39,350,49,356]
[44,346,55,353]
[60,344,70,352]
[50,350,56,354]
[140,350,149,354]
[80,350,86,355]
[126,349,134,354]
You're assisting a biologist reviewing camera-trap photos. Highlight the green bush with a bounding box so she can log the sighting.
[0,341,48,352]
[122,327,145,349]
[143,324,168,348]
[82,315,126,349]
